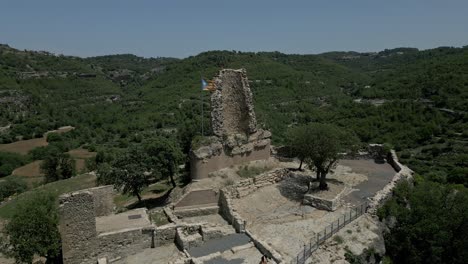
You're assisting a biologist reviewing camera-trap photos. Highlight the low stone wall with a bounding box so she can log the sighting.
[368,150,413,213]
[173,205,220,218]
[303,193,339,211]
[245,230,283,263]
[228,168,290,199]
[154,223,177,247]
[386,150,402,172]
[175,224,203,250]
[190,142,270,179]
[218,189,246,233]
[97,227,152,261]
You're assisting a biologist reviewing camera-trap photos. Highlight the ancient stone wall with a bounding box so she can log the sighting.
[97,227,152,261]
[227,168,290,199]
[59,187,156,264]
[59,191,98,264]
[190,69,270,179]
[154,223,177,247]
[211,69,257,137]
[368,150,413,213]
[218,189,246,232]
[87,185,114,217]
[190,141,270,179]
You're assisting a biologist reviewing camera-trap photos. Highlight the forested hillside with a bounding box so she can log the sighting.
[0,43,467,263]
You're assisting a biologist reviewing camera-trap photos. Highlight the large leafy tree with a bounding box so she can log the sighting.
[40,151,75,183]
[287,125,310,171]
[291,123,358,190]
[103,147,150,202]
[145,136,184,188]
[1,191,61,263]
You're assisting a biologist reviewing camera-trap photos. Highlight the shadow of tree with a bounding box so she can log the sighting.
[126,188,173,210]
[277,172,312,201]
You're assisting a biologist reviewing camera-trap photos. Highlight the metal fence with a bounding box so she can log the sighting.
[293,202,368,264]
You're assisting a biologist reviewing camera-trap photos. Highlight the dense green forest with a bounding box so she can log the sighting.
[0,43,467,263]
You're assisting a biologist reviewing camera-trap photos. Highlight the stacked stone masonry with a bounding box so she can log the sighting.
[190,69,271,179]
[59,191,98,264]
[59,186,158,264]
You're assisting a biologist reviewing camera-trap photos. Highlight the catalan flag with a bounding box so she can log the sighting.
[201,78,215,91]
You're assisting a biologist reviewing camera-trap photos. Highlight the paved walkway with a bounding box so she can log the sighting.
[339,159,396,206]
[188,233,251,258]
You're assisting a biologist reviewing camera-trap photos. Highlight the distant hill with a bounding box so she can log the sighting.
[0,44,467,184]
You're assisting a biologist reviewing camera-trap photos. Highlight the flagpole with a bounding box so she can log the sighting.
[200,73,204,137]
[201,89,204,137]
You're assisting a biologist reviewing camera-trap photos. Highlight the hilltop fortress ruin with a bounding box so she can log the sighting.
[190,69,271,179]
[58,69,413,264]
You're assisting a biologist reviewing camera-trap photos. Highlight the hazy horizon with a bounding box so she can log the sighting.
[2,0,468,58]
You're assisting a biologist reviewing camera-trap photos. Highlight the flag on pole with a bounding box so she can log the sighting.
[201,78,216,91]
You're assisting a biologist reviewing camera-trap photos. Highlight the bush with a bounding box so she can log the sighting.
[1,191,61,263]
[0,177,28,201]
[0,152,28,177]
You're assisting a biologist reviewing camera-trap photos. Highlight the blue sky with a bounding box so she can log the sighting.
[1,0,467,58]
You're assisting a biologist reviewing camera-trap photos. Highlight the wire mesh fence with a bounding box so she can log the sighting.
[293,202,368,264]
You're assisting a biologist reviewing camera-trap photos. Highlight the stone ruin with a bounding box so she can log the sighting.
[59,186,154,264]
[190,69,271,179]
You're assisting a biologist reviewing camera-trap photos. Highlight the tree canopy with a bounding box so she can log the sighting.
[288,123,359,189]
[1,191,61,263]
[145,136,184,188]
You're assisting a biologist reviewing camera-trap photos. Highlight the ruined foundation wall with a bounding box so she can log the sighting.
[190,142,270,179]
[59,191,97,264]
[87,185,115,217]
[97,228,152,260]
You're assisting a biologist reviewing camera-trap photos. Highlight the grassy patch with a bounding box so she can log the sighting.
[150,210,169,226]
[237,165,270,178]
[113,181,171,209]
[333,235,344,244]
[0,137,48,155]
[0,173,96,219]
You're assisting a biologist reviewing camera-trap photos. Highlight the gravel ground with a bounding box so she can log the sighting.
[114,243,183,264]
[232,159,396,261]
[204,245,270,264]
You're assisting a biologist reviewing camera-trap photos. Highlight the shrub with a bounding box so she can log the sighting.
[0,177,28,201]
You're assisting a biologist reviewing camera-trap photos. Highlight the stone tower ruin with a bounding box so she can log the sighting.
[190,69,271,179]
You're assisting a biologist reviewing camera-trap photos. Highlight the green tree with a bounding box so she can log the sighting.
[0,191,61,263]
[40,151,75,183]
[378,181,468,264]
[102,147,150,202]
[287,125,310,170]
[303,123,358,190]
[0,176,28,201]
[145,137,184,188]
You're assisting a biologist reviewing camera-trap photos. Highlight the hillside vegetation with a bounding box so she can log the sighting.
[0,43,467,263]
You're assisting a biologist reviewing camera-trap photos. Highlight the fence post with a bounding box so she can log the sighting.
[303,244,306,261]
